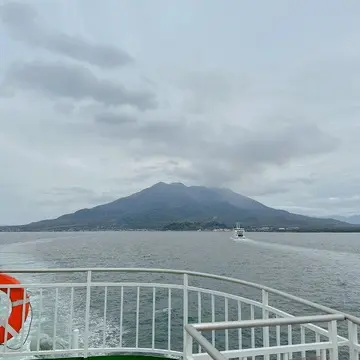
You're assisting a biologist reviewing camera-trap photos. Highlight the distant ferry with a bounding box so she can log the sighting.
[232,222,246,240]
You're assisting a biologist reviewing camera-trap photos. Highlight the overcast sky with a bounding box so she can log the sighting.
[0,0,359,224]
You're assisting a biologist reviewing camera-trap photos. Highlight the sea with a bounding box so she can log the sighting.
[0,231,360,357]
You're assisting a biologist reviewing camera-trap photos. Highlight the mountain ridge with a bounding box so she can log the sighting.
[328,214,360,225]
[0,182,353,231]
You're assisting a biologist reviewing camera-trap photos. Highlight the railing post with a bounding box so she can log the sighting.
[262,290,269,360]
[72,329,79,350]
[329,320,339,360]
[83,270,92,358]
[183,274,189,360]
[320,349,326,360]
[348,320,358,360]
[185,331,194,360]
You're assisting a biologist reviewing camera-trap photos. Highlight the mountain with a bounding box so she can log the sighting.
[329,215,360,225]
[2,182,353,231]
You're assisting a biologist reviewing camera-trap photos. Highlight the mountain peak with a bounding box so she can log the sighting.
[152,181,167,187]
[170,182,186,186]
[12,182,351,231]
[149,181,187,190]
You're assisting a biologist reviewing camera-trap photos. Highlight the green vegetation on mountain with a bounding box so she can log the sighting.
[0,182,354,232]
[163,220,228,231]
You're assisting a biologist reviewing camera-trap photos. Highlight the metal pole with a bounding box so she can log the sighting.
[83,271,92,358]
[72,329,79,350]
[183,274,189,360]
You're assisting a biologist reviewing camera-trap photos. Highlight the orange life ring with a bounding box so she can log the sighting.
[0,273,30,344]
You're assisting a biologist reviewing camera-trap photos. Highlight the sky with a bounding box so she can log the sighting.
[0,0,360,224]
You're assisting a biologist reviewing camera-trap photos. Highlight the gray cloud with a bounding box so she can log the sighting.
[0,2,133,68]
[3,61,157,110]
[38,186,117,207]
[53,102,75,115]
[175,70,253,114]
[92,110,338,186]
[95,112,137,125]
[244,177,317,197]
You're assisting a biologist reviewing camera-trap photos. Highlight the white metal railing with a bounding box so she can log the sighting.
[185,314,345,360]
[0,268,358,360]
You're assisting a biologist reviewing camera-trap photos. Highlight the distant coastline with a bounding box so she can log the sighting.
[2,230,360,233]
[1,224,360,233]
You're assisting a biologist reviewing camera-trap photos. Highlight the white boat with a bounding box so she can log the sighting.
[0,267,357,360]
[231,222,246,240]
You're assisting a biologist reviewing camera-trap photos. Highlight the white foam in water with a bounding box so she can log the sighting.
[230,236,254,243]
[238,234,360,260]
[155,307,169,314]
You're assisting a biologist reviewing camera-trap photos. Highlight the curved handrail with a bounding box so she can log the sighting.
[2,267,359,324]
[0,279,344,341]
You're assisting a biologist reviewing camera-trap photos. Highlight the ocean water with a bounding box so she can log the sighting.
[0,231,360,356]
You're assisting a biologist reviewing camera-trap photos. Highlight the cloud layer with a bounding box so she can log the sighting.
[3,61,157,110]
[0,0,359,224]
[0,1,133,68]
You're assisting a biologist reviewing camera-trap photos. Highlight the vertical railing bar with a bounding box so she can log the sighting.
[83,270,92,358]
[102,286,108,348]
[68,287,74,349]
[52,288,59,351]
[315,332,320,358]
[185,331,194,360]
[37,288,43,352]
[238,300,242,349]
[276,316,280,360]
[119,286,124,347]
[287,324,292,360]
[225,297,229,351]
[300,325,306,359]
[168,288,172,351]
[72,329,80,352]
[3,287,9,351]
[136,286,140,348]
[251,304,255,360]
[329,320,338,360]
[20,285,28,351]
[354,322,358,360]
[348,321,354,360]
[320,349,326,360]
[353,322,359,360]
[211,294,215,346]
[262,290,269,360]
[152,287,156,349]
[183,274,189,358]
[197,291,202,353]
